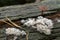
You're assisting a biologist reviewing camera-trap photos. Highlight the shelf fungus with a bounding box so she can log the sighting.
[5,28,26,40]
[21,16,54,35]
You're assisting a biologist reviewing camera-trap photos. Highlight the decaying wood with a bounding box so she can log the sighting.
[0,0,60,40]
[0,0,60,21]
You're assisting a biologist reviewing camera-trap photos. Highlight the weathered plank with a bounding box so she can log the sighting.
[0,0,60,20]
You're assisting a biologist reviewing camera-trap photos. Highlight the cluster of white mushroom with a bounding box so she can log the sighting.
[5,28,26,40]
[21,16,53,35]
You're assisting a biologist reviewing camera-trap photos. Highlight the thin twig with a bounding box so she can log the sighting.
[26,31,29,40]
[0,20,14,27]
[6,17,22,28]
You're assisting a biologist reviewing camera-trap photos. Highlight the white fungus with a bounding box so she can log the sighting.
[36,16,45,25]
[32,26,37,28]
[36,18,45,25]
[43,29,51,35]
[5,28,26,40]
[37,16,44,19]
[43,18,53,28]
[21,19,26,23]
[20,16,53,35]
[36,24,51,35]
[36,16,53,35]
[21,31,26,36]
[24,18,36,27]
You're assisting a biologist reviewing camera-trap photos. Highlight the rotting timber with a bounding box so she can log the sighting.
[0,0,60,40]
[0,0,60,20]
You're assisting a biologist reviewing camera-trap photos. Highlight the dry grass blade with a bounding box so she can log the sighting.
[6,17,22,28]
[26,32,29,40]
[0,20,14,27]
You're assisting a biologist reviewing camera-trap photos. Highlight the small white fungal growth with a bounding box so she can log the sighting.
[37,16,44,19]
[36,24,51,35]
[21,19,26,23]
[21,31,26,36]
[6,28,21,35]
[24,18,36,27]
[36,16,53,35]
[21,19,28,23]
[43,18,53,28]
[5,28,26,40]
[32,26,37,28]
[43,29,51,35]
[36,16,45,25]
